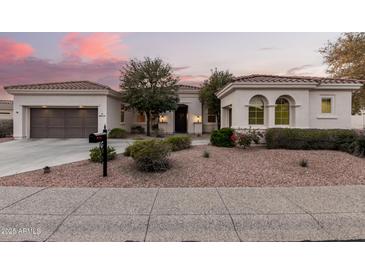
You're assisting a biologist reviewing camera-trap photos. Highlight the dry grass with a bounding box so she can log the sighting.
[1,145,365,188]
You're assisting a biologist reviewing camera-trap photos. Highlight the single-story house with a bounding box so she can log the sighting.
[216,75,364,130]
[0,100,13,120]
[4,81,216,139]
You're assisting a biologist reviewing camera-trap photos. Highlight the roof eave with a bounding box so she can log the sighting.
[6,88,121,98]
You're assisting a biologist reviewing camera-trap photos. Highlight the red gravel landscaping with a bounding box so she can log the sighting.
[1,145,365,188]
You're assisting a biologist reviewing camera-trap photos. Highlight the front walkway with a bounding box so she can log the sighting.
[0,138,209,177]
[1,185,364,241]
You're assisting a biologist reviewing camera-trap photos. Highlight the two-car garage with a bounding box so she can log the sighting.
[5,80,123,139]
[30,108,98,138]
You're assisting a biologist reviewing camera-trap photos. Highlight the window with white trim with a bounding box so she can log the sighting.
[321,97,333,114]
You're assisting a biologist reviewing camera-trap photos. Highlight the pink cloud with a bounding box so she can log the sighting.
[0,38,34,62]
[179,74,207,86]
[61,33,127,61]
[0,57,125,99]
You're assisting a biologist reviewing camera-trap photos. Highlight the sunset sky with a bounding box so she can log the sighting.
[0,32,341,100]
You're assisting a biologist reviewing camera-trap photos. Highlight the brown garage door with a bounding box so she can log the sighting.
[30,108,98,138]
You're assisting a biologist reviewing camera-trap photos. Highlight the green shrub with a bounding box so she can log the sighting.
[108,128,127,139]
[210,128,235,147]
[164,135,191,151]
[89,146,117,162]
[123,144,132,157]
[265,128,357,152]
[352,135,365,157]
[203,150,210,158]
[0,120,13,138]
[129,140,172,172]
[131,125,145,134]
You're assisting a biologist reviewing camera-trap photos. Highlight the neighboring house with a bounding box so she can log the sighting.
[216,75,363,130]
[0,100,13,120]
[4,81,215,139]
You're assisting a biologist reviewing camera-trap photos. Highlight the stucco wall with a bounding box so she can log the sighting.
[351,115,365,129]
[106,96,122,131]
[220,88,352,130]
[309,90,352,129]
[12,94,110,138]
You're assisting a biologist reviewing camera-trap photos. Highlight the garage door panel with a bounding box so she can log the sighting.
[48,127,65,138]
[84,117,98,127]
[65,117,83,127]
[48,117,65,127]
[31,117,48,127]
[30,127,46,138]
[30,108,98,138]
[65,127,83,138]
[84,126,97,136]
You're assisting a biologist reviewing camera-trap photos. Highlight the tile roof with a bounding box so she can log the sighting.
[177,84,200,90]
[4,81,115,91]
[232,74,364,84]
[0,100,13,105]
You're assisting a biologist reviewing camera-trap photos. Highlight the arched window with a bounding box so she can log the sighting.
[249,96,265,125]
[275,97,290,125]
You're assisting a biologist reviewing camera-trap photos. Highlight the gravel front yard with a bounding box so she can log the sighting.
[1,145,365,188]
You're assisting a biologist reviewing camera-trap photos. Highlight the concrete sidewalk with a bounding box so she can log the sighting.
[0,185,364,242]
[0,138,209,177]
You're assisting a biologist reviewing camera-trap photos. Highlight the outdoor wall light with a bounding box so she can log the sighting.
[194,115,202,124]
[159,115,167,123]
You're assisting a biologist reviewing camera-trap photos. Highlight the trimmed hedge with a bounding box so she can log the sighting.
[108,128,127,139]
[0,120,13,138]
[265,128,358,152]
[210,128,235,147]
[128,140,172,172]
[89,146,117,162]
[164,135,191,151]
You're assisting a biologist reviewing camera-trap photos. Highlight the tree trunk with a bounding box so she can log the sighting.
[216,112,221,129]
[146,112,151,136]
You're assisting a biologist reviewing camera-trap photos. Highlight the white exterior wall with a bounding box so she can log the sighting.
[221,88,310,129]
[309,90,352,129]
[12,94,112,139]
[219,88,353,130]
[106,96,123,131]
[351,114,365,129]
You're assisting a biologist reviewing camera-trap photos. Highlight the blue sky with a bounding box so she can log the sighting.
[0,32,340,99]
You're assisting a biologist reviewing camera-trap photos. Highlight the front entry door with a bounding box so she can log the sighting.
[175,105,188,133]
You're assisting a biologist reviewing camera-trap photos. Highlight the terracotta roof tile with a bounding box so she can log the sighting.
[177,84,200,90]
[4,81,115,91]
[232,74,364,84]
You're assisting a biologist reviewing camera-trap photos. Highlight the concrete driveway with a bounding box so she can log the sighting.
[0,138,210,177]
[0,139,133,177]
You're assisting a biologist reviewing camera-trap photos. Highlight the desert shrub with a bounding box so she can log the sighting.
[123,144,133,157]
[352,135,365,157]
[299,159,308,167]
[210,128,235,147]
[89,146,117,162]
[129,140,172,172]
[131,125,145,134]
[234,132,252,148]
[108,128,127,139]
[203,150,210,158]
[164,135,191,151]
[0,119,13,138]
[265,128,357,152]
